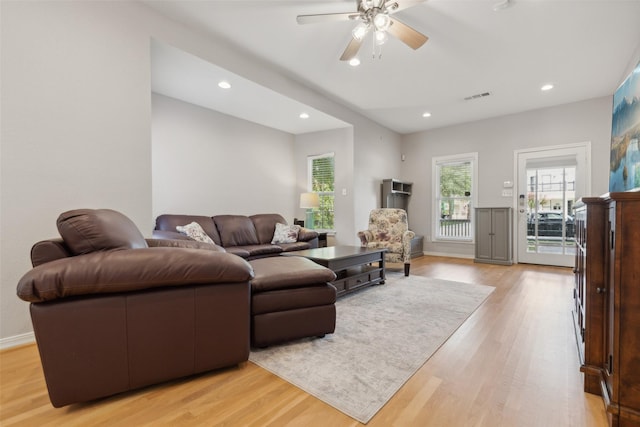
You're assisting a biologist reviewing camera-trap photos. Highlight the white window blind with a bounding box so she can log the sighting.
[308,153,335,231]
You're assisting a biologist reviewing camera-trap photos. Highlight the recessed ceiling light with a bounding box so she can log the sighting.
[218,81,231,89]
[541,83,554,91]
[349,58,361,67]
[422,112,432,118]
[299,112,310,119]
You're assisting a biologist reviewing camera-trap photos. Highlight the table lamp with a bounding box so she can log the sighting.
[300,192,320,229]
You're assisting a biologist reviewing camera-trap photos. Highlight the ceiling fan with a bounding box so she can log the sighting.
[296,0,428,61]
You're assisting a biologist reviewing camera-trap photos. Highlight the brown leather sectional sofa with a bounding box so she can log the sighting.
[154,213,319,259]
[16,209,337,408]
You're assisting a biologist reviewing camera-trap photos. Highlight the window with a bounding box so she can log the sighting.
[432,153,478,241]
[308,153,335,231]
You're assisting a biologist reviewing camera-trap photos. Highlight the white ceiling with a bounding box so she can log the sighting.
[145,0,640,135]
[151,41,350,134]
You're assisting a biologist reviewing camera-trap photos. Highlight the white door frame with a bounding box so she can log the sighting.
[513,141,591,265]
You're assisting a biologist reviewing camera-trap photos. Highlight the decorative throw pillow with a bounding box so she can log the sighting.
[176,222,216,245]
[271,223,301,244]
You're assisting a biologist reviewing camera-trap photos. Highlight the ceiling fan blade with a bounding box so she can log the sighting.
[387,18,428,49]
[296,12,359,25]
[340,37,364,61]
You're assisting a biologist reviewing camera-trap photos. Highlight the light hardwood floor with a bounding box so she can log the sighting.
[1,256,608,426]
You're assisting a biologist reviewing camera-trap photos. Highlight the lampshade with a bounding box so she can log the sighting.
[300,192,320,209]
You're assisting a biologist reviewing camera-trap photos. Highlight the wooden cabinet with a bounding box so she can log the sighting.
[573,197,607,395]
[602,192,640,426]
[474,207,512,265]
[577,192,640,427]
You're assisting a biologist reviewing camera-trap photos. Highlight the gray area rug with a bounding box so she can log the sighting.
[249,274,495,424]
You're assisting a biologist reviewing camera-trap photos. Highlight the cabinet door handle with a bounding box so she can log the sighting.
[596,287,606,294]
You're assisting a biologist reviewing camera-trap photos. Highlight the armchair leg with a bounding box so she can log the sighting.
[404,263,410,277]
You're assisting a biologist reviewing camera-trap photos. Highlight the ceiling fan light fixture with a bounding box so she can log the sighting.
[218,80,231,89]
[373,13,391,31]
[352,22,369,41]
[375,30,388,45]
[349,58,361,67]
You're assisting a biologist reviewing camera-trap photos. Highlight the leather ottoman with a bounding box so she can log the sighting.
[249,256,337,347]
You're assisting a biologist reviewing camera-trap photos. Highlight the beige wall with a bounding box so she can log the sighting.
[0,0,401,344]
[152,94,297,218]
[401,96,614,258]
[1,1,154,344]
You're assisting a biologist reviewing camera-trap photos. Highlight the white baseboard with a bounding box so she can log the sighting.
[0,332,35,350]
[423,251,474,259]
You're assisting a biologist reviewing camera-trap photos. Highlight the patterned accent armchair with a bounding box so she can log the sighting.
[357,208,415,276]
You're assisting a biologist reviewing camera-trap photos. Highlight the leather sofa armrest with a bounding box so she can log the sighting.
[145,238,225,252]
[297,227,318,242]
[17,248,253,303]
[31,239,71,267]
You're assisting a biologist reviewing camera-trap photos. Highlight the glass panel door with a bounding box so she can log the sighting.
[526,166,576,257]
[516,143,590,267]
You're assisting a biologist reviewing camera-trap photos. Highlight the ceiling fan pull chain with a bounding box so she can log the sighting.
[372,30,376,59]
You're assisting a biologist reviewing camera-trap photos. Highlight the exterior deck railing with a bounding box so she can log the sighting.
[438,219,471,238]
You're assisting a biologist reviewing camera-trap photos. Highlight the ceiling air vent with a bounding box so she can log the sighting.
[464,92,491,101]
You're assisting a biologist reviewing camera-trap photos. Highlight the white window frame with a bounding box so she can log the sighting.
[431,152,478,243]
[307,152,335,232]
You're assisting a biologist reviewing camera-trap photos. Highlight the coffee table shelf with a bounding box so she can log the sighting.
[281,246,386,297]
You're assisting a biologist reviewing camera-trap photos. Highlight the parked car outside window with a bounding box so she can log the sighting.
[527,211,575,237]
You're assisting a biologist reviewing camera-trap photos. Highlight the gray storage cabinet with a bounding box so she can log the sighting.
[474,207,513,265]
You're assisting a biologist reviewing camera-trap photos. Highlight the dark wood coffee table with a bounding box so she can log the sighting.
[282,245,386,297]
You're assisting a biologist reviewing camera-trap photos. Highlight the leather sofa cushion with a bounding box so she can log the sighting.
[277,242,313,252]
[145,238,225,252]
[249,257,336,292]
[249,213,287,244]
[214,215,259,247]
[17,248,253,303]
[155,215,221,245]
[223,247,251,258]
[233,244,282,258]
[57,209,148,255]
[252,284,336,315]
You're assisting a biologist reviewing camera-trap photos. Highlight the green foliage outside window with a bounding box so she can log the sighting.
[438,162,471,220]
[310,155,335,230]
